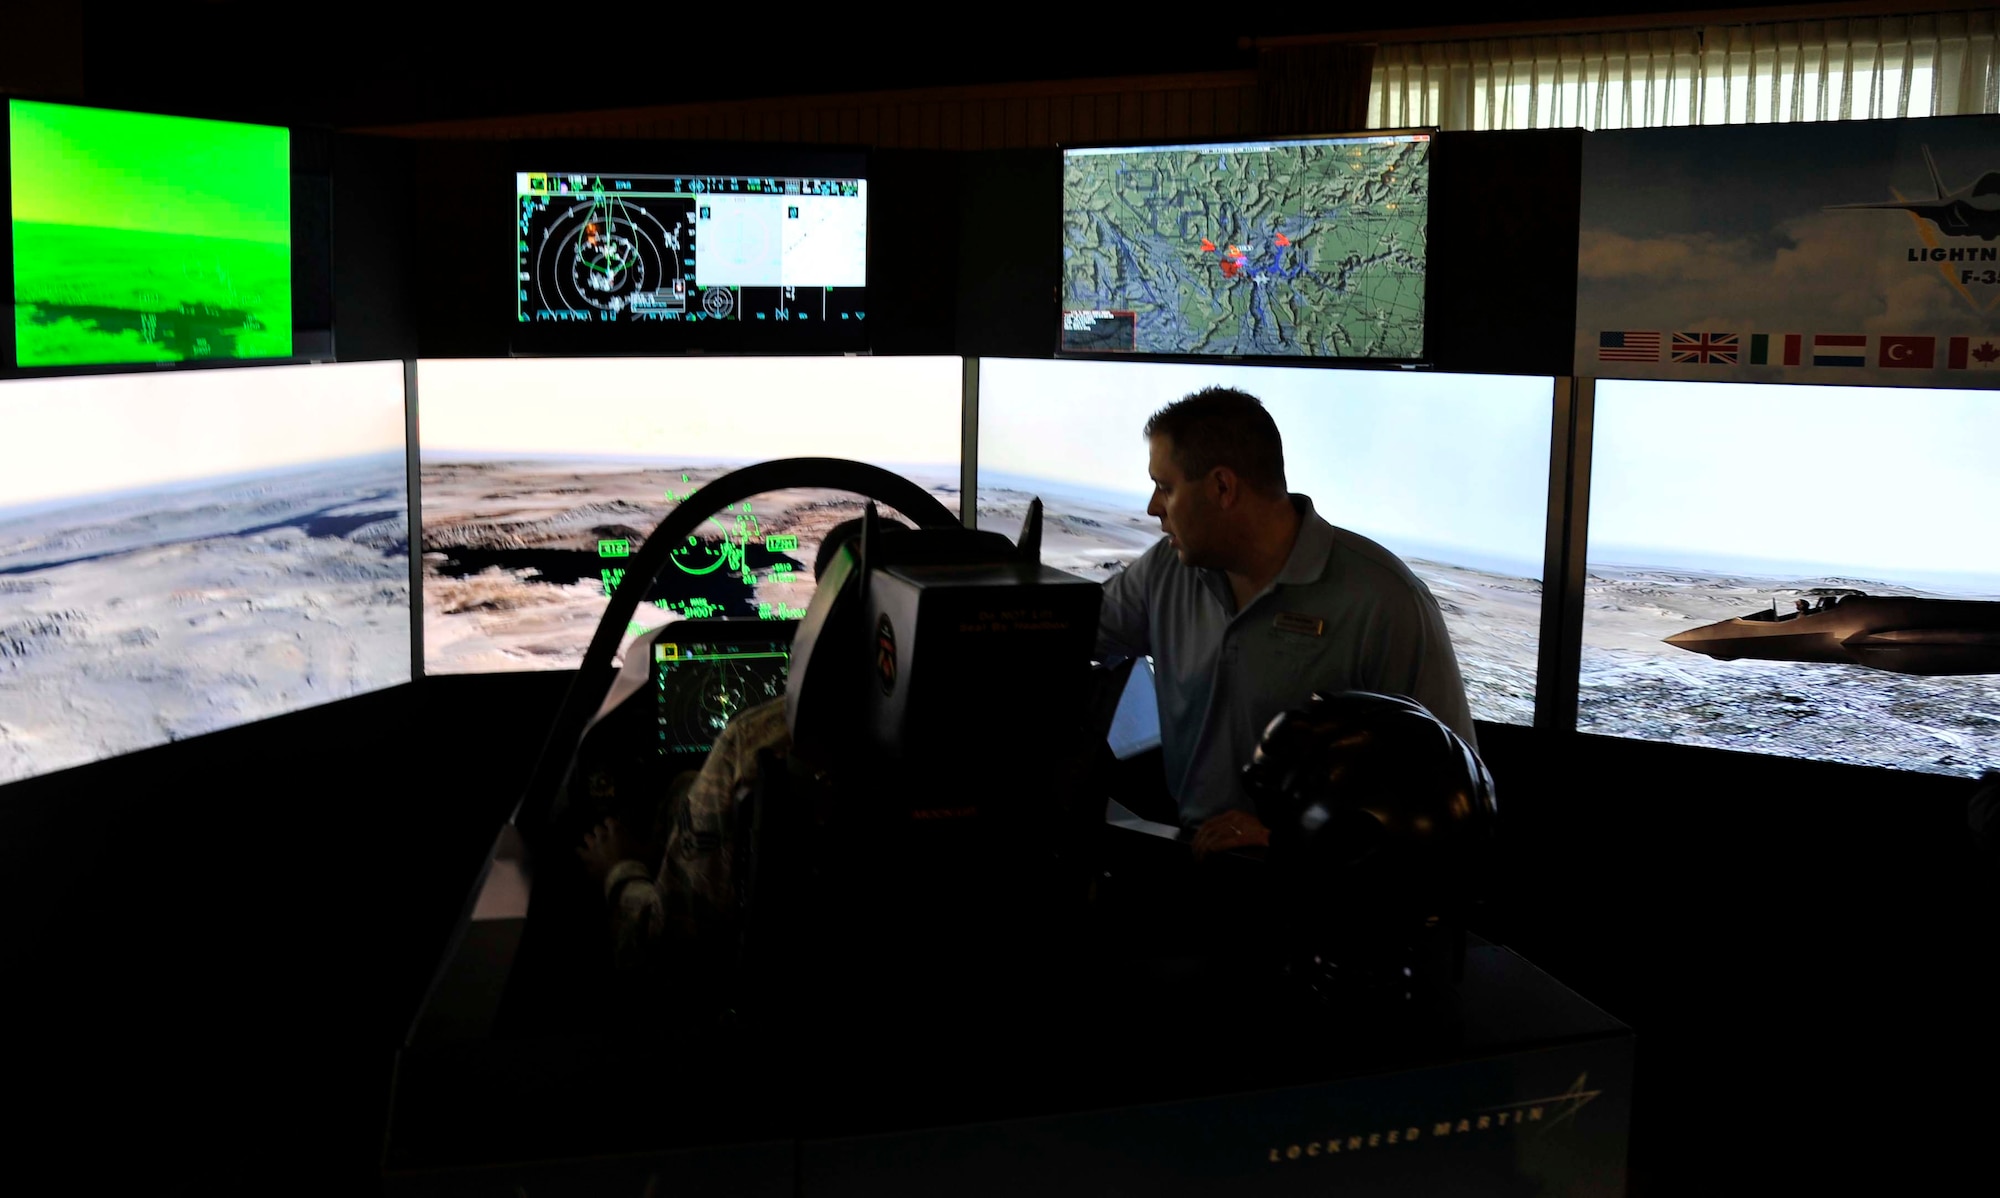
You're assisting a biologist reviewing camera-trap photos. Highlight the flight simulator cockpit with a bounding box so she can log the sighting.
[421,458,1115,1034]
[387,458,1626,1198]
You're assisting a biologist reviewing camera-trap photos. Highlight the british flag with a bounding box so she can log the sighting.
[1671,332,1738,365]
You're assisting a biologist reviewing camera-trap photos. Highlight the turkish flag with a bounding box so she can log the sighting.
[1878,335,1936,368]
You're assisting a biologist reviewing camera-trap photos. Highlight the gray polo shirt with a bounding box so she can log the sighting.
[1096,495,1476,828]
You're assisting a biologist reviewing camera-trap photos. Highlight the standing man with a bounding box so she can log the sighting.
[1096,386,1476,859]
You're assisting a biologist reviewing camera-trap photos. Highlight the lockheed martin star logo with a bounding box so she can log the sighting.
[1483,1071,1604,1137]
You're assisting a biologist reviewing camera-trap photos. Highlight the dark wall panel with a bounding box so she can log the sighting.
[331,134,419,362]
[955,148,1060,359]
[868,149,959,355]
[1427,127,1583,376]
[292,126,334,358]
[409,138,513,360]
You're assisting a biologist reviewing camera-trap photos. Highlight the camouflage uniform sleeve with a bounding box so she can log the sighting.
[602,859,670,972]
[658,697,792,939]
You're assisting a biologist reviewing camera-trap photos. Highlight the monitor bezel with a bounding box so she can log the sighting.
[1054,126,1438,370]
[505,138,873,358]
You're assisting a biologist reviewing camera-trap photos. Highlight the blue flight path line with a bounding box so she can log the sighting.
[1208,213,1328,352]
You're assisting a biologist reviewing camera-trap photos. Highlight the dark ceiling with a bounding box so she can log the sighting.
[73,2,1846,129]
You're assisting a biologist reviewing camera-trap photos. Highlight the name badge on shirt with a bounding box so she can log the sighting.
[1273,611,1324,637]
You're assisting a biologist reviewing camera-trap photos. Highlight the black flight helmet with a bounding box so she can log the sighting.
[1241,691,1497,928]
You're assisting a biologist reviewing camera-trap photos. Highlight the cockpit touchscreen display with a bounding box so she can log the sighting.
[655,638,791,754]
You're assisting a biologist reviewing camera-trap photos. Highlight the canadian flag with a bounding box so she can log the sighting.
[1946,337,2000,368]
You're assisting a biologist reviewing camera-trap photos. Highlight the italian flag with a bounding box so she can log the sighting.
[1748,333,1801,366]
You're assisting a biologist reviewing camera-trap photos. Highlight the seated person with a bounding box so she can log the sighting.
[1095,387,1476,861]
[575,516,906,965]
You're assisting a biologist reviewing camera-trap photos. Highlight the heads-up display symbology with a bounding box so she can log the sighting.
[0,362,410,786]
[416,356,960,675]
[976,358,1551,726]
[1584,379,2000,776]
[1061,133,1429,360]
[9,99,292,368]
[517,170,865,333]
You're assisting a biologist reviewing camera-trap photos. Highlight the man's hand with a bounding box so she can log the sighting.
[1192,810,1271,861]
[576,817,640,882]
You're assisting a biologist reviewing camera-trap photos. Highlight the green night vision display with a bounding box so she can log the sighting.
[9,99,292,367]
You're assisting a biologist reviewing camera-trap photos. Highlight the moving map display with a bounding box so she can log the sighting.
[975,358,1550,726]
[416,356,960,675]
[9,99,292,368]
[1061,133,1429,360]
[1582,379,2000,776]
[0,363,410,786]
[515,165,866,348]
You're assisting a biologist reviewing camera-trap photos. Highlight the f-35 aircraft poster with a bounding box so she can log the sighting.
[1576,115,2000,386]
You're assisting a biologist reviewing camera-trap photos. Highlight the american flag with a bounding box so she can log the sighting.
[1672,332,1738,364]
[1598,330,1660,362]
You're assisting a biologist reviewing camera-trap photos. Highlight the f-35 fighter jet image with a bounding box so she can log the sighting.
[1664,591,2000,675]
[1826,145,2000,240]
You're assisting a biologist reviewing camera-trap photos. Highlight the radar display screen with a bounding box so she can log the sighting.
[655,639,790,754]
[9,99,292,368]
[1060,133,1429,360]
[515,167,866,351]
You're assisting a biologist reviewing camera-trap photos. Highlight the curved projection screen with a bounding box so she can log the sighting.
[416,357,961,675]
[1583,380,2000,776]
[9,99,292,368]
[0,362,411,786]
[976,358,1552,726]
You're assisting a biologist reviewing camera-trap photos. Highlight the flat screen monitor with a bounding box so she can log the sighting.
[0,362,411,786]
[1060,132,1430,361]
[416,356,961,675]
[511,146,867,354]
[975,358,1551,726]
[655,635,793,755]
[8,99,292,368]
[1582,379,2000,776]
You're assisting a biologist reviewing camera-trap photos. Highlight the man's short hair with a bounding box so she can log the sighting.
[1143,386,1288,497]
